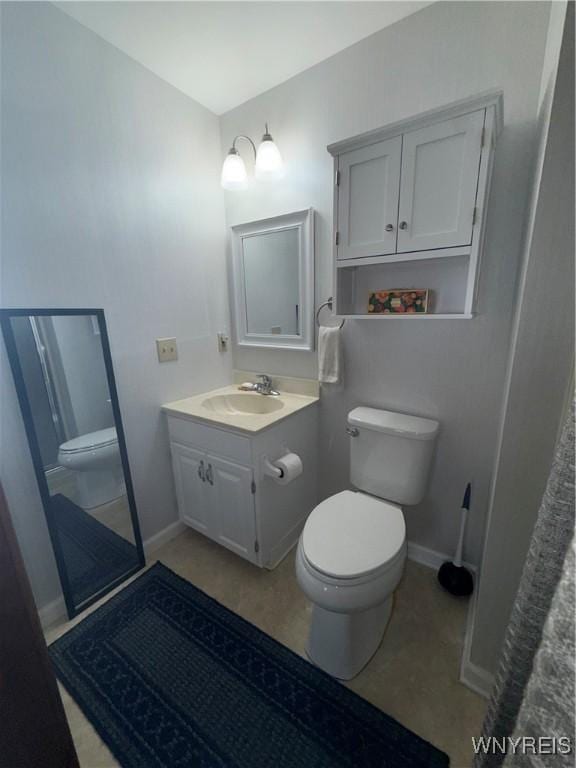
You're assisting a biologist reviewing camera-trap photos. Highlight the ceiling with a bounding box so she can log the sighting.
[55,2,431,115]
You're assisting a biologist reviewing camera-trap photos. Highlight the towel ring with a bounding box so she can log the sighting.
[316,297,345,329]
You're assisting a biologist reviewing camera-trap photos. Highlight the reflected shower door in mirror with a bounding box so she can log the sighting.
[232,208,314,350]
[1,309,144,618]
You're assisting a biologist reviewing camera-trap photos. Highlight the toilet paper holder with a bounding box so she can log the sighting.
[263,456,284,479]
[263,451,304,485]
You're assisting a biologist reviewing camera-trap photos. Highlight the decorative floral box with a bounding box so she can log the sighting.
[368,289,429,314]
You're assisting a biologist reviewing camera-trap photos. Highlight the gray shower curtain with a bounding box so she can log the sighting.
[475,401,575,768]
[504,536,575,767]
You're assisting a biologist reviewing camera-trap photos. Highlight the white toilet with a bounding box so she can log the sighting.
[57,427,125,509]
[296,406,439,680]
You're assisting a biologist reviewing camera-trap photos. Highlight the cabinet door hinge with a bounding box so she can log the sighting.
[472,207,478,226]
[254,540,260,553]
[250,479,256,494]
[335,170,341,187]
[335,231,340,246]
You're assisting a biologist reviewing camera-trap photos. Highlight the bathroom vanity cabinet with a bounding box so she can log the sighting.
[170,438,257,563]
[164,392,319,569]
[330,91,504,318]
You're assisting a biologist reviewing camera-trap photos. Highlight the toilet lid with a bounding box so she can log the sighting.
[302,491,405,579]
[59,427,118,454]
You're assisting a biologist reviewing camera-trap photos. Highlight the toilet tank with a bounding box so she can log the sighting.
[348,407,439,506]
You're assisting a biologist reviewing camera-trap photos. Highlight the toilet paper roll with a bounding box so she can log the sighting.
[272,452,303,485]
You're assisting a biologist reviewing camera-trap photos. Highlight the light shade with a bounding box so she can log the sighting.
[221,149,248,190]
[255,131,284,181]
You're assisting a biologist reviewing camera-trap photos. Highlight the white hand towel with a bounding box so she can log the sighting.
[318,325,341,384]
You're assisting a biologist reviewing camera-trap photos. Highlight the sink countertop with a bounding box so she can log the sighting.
[162,384,319,434]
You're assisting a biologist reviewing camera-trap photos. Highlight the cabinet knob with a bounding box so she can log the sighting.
[399,221,408,230]
[206,464,214,485]
[385,224,394,232]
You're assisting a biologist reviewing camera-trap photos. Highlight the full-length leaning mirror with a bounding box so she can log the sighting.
[231,208,314,350]
[1,309,145,618]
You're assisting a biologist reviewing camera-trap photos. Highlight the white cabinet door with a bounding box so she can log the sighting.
[170,442,211,534]
[207,455,257,564]
[337,136,402,260]
[397,110,485,253]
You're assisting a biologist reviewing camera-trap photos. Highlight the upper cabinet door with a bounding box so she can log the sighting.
[397,109,485,253]
[337,136,402,260]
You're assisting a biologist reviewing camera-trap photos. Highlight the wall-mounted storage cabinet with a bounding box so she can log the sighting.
[329,92,503,318]
[338,136,402,260]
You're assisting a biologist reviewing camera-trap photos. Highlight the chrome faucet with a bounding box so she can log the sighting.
[255,374,280,396]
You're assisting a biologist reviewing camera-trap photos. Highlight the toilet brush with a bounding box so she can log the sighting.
[437,483,474,597]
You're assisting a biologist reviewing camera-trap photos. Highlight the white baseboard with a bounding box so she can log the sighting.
[407,540,475,573]
[460,657,495,698]
[407,541,448,570]
[38,595,67,629]
[143,519,186,556]
[459,560,495,699]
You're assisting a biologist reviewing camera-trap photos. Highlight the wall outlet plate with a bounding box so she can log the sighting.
[156,337,178,363]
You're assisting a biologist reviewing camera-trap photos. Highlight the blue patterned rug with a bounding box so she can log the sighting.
[51,493,140,606]
[50,563,450,767]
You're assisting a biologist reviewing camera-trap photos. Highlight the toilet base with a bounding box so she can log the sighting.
[306,595,393,680]
[76,470,125,510]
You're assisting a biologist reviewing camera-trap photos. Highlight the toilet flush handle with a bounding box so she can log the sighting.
[346,427,359,437]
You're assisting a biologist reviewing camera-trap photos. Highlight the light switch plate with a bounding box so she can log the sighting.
[156,337,178,363]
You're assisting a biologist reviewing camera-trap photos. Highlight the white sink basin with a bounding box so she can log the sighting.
[201,393,284,416]
[163,383,318,433]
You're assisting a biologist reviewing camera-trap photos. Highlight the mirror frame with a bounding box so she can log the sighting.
[0,308,145,619]
[231,208,315,350]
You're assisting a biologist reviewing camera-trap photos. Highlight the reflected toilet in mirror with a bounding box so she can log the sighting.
[1,309,144,617]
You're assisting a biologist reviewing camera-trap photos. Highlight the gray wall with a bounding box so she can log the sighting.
[470,1,574,675]
[0,2,231,610]
[220,1,551,565]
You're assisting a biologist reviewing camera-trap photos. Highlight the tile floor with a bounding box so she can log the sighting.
[46,528,487,767]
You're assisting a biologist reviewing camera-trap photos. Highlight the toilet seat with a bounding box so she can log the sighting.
[59,427,117,455]
[302,490,405,580]
[299,545,405,592]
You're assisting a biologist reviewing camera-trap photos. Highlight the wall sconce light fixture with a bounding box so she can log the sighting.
[221,124,284,190]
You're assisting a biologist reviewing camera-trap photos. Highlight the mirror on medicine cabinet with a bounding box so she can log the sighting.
[231,208,314,350]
